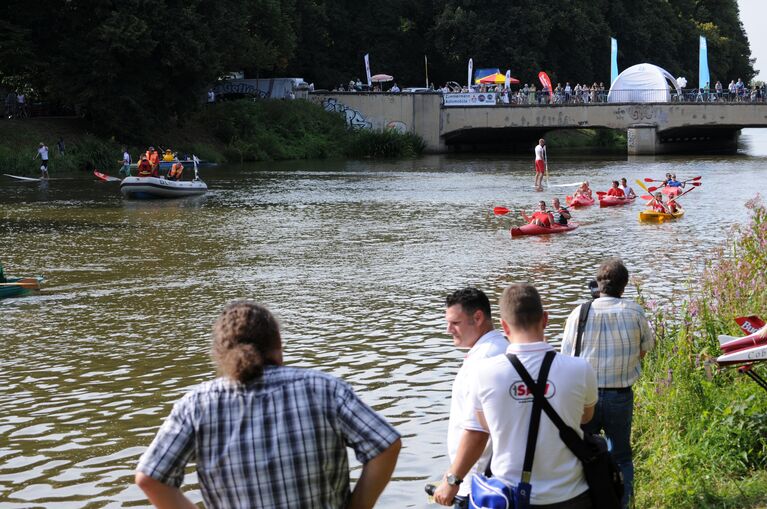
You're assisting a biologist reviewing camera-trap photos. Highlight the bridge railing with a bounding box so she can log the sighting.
[440,88,766,106]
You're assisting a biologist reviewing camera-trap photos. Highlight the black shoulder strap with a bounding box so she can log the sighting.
[508,351,595,462]
[574,300,592,357]
[507,351,555,481]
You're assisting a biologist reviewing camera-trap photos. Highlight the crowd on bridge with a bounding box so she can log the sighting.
[330,76,767,106]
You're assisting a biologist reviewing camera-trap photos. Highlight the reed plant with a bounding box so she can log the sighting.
[632,196,767,508]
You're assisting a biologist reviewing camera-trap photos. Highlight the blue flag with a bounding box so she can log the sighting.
[699,36,710,90]
[610,38,618,85]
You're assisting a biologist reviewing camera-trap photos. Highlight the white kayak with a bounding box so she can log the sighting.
[120,176,207,199]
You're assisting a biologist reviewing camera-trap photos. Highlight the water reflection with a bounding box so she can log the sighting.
[1,130,767,507]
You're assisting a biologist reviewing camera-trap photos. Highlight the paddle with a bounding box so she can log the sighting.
[0,282,39,289]
[550,181,584,187]
[494,206,511,215]
[643,177,665,183]
[682,176,702,183]
[648,181,701,193]
[667,185,698,205]
[544,160,550,189]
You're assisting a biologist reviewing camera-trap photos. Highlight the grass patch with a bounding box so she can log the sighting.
[632,196,767,508]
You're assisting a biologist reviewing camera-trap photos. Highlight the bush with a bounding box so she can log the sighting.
[632,196,767,508]
[346,129,426,158]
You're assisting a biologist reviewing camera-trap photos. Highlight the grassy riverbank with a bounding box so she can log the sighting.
[0,100,426,176]
[633,197,767,508]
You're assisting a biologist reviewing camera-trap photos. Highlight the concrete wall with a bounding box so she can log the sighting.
[310,93,767,154]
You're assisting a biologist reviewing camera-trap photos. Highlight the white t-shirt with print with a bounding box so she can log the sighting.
[465,342,597,505]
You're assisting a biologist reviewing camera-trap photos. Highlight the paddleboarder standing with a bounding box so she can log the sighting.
[534,138,546,191]
[34,142,49,179]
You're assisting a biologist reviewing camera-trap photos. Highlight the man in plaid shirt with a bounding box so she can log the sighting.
[560,258,654,509]
[135,300,401,509]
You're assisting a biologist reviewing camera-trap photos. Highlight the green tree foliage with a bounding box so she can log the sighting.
[0,0,755,133]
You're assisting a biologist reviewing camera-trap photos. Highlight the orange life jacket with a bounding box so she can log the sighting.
[149,151,159,165]
[169,163,184,180]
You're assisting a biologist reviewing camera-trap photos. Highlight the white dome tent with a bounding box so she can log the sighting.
[607,63,681,103]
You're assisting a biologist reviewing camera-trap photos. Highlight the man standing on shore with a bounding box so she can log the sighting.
[434,283,597,507]
[443,288,508,504]
[560,258,654,509]
[136,300,401,509]
[534,138,546,191]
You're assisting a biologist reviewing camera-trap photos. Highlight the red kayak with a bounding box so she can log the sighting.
[511,222,579,238]
[598,194,636,207]
[661,186,682,197]
[566,194,595,207]
[94,170,121,182]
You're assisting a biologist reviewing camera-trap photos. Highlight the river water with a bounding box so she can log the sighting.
[2,130,767,508]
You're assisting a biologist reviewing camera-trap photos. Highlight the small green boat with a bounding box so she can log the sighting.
[0,276,43,300]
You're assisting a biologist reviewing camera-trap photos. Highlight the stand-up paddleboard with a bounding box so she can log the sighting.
[94,170,121,182]
[4,173,42,182]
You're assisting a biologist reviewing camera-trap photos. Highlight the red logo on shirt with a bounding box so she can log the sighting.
[509,381,556,401]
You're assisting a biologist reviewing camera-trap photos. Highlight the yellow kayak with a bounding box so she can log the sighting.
[638,208,685,223]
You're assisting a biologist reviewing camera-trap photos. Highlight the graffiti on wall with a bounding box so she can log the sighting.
[322,98,372,129]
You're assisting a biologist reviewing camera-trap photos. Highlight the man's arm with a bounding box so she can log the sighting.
[434,417,490,506]
[135,473,197,509]
[347,438,401,509]
[581,404,595,424]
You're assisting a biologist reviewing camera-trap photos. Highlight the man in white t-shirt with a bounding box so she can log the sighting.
[534,139,546,191]
[443,288,508,503]
[618,178,636,199]
[34,142,49,179]
[435,283,597,508]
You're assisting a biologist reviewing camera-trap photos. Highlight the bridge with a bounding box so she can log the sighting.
[309,92,767,155]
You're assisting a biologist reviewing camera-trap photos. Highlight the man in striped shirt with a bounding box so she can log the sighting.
[135,300,401,509]
[560,258,653,509]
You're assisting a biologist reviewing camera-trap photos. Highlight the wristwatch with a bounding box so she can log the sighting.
[446,473,463,486]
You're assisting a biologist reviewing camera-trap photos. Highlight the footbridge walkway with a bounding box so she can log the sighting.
[309,92,767,154]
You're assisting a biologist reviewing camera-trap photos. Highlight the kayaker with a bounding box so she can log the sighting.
[645,192,667,213]
[533,138,546,191]
[551,197,571,226]
[665,194,680,214]
[573,181,592,200]
[0,263,5,283]
[530,200,554,227]
[606,180,625,198]
[667,174,683,188]
[137,156,152,177]
[619,178,636,199]
[168,162,184,181]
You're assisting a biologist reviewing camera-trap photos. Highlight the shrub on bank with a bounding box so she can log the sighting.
[199,99,425,161]
[0,134,119,176]
[633,197,767,508]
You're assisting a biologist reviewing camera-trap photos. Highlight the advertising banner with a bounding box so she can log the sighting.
[364,53,372,87]
[611,37,619,85]
[699,36,710,89]
[444,93,497,106]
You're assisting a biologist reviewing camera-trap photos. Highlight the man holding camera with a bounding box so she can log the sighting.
[561,258,654,509]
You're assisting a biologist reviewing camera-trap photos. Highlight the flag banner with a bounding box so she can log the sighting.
[699,36,710,90]
[425,55,429,88]
[505,70,511,89]
[364,54,372,87]
[444,93,497,106]
[468,58,473,89]
[538,71,553,97]
[611,37,619,85]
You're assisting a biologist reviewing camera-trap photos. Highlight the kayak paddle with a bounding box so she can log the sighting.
[550,181,584,187]
[494,206,511,215]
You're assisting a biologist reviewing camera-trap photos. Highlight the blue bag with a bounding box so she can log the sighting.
[469,474,516,509]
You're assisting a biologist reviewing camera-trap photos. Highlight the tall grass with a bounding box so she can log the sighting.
[633,196,767,508]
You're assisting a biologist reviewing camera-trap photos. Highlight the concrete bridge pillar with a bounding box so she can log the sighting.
[627,125,658,155]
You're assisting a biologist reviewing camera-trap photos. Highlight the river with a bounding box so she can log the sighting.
[2,129,767,507]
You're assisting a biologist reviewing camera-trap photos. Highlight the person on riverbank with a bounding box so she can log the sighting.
[530,200,554,227]
[136,300,401,509]
[56,137,65,156]
[119,148,132,177]
[560,258,654,509]
[434,283,597,507]
[34,142,49,179]
[551,197,571,225]
[619,178,636,199]
[534,138,546,191]
[443,288,508,504]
